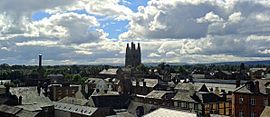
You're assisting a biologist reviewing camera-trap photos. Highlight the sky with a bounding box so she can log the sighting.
[0,0,270,65]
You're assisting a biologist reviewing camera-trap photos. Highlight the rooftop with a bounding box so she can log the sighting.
[91,90,120,96]
[10,87,53,111]
[172,91,197,103]
[260,106,270,117]
[16,109,39,117]
[99,68,119,75]
[54,102,98,116]
[132,79,159,88]
[145,90,174,99]
[250,68,267,72]
[0,104,21,115]
[143,108,197,117]
[58,97,89,106]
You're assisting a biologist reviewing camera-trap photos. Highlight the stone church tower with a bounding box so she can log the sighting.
[125,42,141,67]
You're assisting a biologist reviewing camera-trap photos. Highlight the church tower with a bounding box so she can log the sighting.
[125,42,141,67]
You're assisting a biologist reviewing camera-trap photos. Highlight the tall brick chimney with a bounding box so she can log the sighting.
[39,54,42,68]
[255,81,260,93]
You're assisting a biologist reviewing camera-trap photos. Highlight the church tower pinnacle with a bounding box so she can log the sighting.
[125,42,141,67]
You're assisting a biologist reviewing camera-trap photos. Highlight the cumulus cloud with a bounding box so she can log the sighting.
[1,0,270,65]
[197,11,223,23]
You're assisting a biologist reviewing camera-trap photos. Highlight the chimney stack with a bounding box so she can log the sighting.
[136,80,139,87]
[143,81,146,87]
[215,87,220,96]
[255,81,260,93]
[236,80,240,88]
[221,89,227,101]
[18,96,22,105]
[39,54,42,68]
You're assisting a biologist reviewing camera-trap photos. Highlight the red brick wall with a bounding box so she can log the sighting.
[49,86,79,101]
[232,93,269,117]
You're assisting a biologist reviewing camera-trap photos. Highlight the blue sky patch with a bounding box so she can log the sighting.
[32,11,51,21]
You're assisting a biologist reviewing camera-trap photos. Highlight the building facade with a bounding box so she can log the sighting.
[232,80,270,117]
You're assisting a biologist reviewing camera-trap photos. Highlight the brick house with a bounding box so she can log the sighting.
[48,84,79,101]
[172,83,230,116]
[232,80,270,117]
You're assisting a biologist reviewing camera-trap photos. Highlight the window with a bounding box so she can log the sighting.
[186,103,189,108]
[66,89,69,95]
[251,98,256,106]
[174,102,178,107]
[251,112,255,117]
[181,102,188,108]
[239,96,244,104]
[239,111,243,117]
[264,99,268,106]
[194,104,198,110]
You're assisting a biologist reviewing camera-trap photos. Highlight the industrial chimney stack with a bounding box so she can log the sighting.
[39,54,42,69]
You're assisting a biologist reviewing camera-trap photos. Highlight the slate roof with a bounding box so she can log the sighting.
[0,105,39,117]
[260,106,270,117]
[131,79,159,88]
[197,83,238,93]
[145,90,174,99]
[143,108,197,117]
[174,83,209,92]
[16,104,43,111]
[0,104,21,115]
[234,83,253,94]
[53,102,98,116]
[174,83,200,91]
[173,91,221,103]
[99,68,119,75]
[10,87,53,111]
[172,91,197,103]
[58,97,89,106]
[255,79,270,94]
[16,109,39,117]
[233,80,270,94]
[91,90,120,96]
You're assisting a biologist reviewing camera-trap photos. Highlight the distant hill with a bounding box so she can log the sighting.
[210,60,270,65]
[144,60,270,66]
